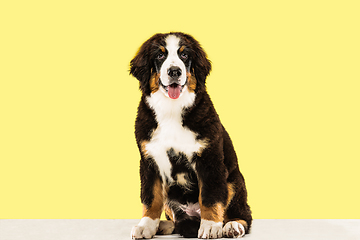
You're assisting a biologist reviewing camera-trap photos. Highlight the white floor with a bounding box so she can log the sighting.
[0,219,359,240]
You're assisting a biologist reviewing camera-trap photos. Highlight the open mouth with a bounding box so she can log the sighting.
[160,80,187,99]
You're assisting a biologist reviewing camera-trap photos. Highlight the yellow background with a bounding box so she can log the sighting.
[1,0,359,219]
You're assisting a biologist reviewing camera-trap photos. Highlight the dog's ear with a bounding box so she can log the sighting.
[130,39,153,95]
[191,41,211,90]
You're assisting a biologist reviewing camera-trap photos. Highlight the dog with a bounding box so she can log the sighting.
[129,32,252,239]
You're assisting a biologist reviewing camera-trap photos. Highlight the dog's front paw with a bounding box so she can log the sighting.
[131,217,159,239]
[222,221,245,238]
[131,225,154,239]
[198,220,223,239]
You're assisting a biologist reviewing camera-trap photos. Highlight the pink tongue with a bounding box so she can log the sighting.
[168,84,181,99]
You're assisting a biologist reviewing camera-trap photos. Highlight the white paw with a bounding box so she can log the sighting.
[131,217,159,239]
[222,221,245,238]
[198,219,223,239]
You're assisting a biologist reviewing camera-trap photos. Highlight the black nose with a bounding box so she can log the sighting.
[167,66,182,79]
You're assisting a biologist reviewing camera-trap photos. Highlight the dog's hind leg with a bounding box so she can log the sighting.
[222,220,247,238]
[157,220,175,235]
[223,181,252,238]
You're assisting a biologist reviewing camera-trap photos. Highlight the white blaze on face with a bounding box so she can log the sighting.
[160,35,187,87]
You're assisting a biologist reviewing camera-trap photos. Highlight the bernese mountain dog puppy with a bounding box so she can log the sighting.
[130,32,252,239]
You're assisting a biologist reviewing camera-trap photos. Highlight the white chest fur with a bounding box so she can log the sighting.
[145,88,205,181]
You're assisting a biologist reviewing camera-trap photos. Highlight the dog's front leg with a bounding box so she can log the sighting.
[196,160,228,239]
[131,167,164,239]
[198,202,224,239]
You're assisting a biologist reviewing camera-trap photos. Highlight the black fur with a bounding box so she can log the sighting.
[130,34,166,95]
[130,32,252,238]
[175,218,201,238]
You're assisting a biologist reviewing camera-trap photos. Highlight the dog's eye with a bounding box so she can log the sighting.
[180,53,188,60]
[157,53,165,60]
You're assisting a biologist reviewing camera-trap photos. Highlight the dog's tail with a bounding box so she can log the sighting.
[175,216,201,238]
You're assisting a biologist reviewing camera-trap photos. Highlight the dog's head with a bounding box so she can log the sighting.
[130,32,211,99]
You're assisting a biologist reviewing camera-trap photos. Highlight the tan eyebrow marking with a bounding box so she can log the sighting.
[179,45,186,52]
[160,46,166,52]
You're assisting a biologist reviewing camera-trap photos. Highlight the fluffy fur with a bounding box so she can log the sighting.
[130,32,252,239]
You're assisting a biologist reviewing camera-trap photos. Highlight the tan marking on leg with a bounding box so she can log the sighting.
[143,178,164,220]
[186,72,196,92]
[149,72,160,93]
[164,203,174,222]
[201,202,225,222]
[198,180,225,222]
[236,220,247,230]
[226,183,235,207]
